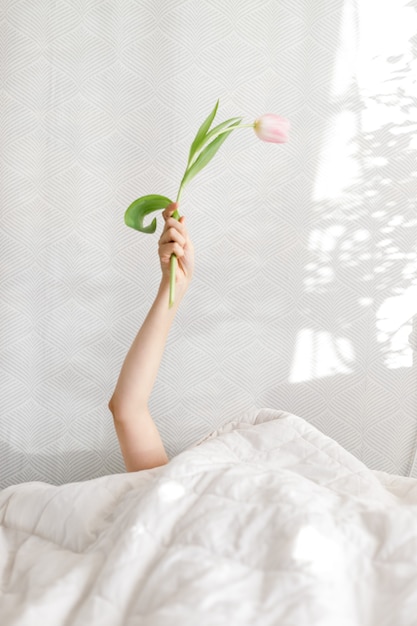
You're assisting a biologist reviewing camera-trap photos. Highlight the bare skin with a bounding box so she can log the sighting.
[109,203,194,472]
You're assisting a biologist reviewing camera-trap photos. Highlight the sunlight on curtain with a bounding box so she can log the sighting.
[290,0,417,384]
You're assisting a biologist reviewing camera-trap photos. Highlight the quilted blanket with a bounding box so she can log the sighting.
[1,408,417,626]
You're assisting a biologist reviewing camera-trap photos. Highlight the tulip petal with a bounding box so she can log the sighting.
[187,99,219,165]
[124,194,173,233]
[254,114,290,143]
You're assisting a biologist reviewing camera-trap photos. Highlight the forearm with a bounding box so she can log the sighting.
[109,204,192,471]
[109,278,187,418]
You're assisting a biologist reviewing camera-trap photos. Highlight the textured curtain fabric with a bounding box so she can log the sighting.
[1,0,417,488]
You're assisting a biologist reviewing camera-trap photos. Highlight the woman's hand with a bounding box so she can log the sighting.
[158,203,194,292]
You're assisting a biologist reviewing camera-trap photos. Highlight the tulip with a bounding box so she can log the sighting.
[125,100,289,307]
[254,114,290,143]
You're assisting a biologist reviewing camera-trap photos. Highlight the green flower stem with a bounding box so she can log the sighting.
[169,254,177,308]
[169,192,182,308]
[211,123,255,132]
[168,122,254,307]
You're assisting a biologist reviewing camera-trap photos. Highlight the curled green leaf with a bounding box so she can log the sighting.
[124,194,174,233]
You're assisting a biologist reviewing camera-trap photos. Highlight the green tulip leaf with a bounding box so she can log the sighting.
[187,99,219,166]
[124,194,174,234]
[189,117,242,166]
[181,128,235,189]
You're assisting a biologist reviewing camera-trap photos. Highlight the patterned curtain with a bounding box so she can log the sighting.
[1,0,417,487]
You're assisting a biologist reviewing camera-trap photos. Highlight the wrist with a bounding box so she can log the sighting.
[158,277,190,305]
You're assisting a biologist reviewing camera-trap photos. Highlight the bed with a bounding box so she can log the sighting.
[1,408,417,625]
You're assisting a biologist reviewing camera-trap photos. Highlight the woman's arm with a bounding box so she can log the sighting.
[109,203,194,472]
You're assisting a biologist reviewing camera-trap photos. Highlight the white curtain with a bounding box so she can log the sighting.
[1,0,417,488]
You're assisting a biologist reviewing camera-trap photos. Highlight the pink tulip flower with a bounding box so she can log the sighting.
[254,114,290,143]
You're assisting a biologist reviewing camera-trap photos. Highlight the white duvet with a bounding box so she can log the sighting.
[1,409,417,626]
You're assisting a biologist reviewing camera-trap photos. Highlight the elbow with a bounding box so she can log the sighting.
[108,394,146,423]
[108,395,123,421]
